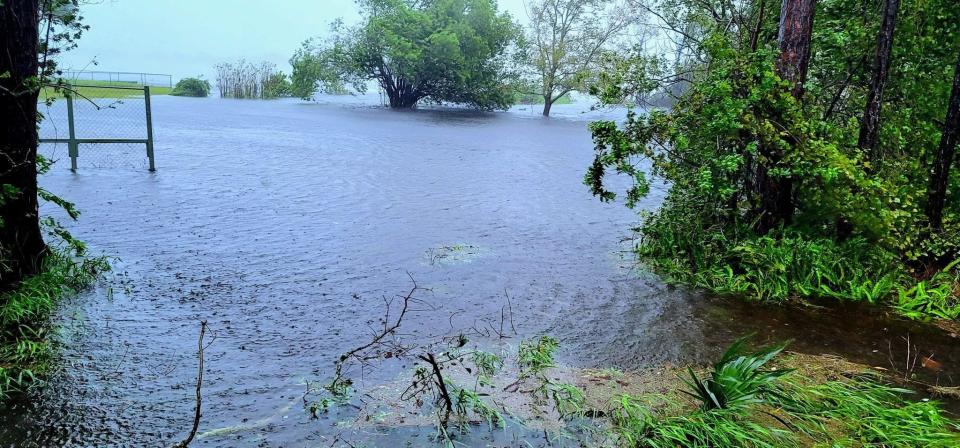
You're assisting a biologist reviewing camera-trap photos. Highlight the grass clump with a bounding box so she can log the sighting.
[608,338,960,447]
[0,245,108,398]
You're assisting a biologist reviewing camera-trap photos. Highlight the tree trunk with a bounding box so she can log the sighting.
[756,0,817,233]
[925,50,960,230]
[776,0,818,99]
[858,0,900,159]
[542,96,553,116]
[0,0,46,293]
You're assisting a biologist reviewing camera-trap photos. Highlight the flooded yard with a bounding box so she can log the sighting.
[2,96,957,446]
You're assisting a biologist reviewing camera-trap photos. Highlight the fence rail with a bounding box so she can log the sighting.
[59,70,173,88]
[39,84,156,171]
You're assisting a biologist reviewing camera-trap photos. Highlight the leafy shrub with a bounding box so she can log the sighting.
[171,77,211,97]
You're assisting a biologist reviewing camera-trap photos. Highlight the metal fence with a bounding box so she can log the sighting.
[59,70,173,88]
[39,84,156,171]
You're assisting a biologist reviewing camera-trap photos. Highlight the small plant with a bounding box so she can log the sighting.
[518,335,558,378]
[171,77,211,97]
[682,336,792,411]
[896,259,960,320]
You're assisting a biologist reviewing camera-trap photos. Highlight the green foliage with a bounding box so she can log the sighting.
[682,337,791,411]
[214,60,290,99]
[171,77,211,97]
[609,340,960,447]
[586,0,960,320]
[517,335,558,378]
[0,246,108,399]
[896,259,960,320]
[291,0,520,109]
[261,72,291,99]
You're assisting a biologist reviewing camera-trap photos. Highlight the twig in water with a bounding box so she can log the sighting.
[417,352,453,425]
[172,320,208,448]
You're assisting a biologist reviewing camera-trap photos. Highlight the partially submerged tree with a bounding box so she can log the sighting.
[1,0,46,292]
[290,0,519,109]
[522,0,636,116]
[1,0,88,292]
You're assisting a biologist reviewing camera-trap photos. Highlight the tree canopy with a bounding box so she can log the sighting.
[520,0,637,116]
[290,0,520,110]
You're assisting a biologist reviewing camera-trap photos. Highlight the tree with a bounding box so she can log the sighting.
[522,0,635,116]
[0,0,46,292]
[754,0,818,232]
[171,77,212,97]
[858,0,900,159]
[291,0,519,110]
[776,0,817,99]
[926,50,960,230]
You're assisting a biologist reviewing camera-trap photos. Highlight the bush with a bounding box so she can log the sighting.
[171,77,211,97]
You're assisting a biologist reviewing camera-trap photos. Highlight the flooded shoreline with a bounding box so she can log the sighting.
[1,96,957,446]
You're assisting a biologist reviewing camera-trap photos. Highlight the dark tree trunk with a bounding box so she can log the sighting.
[0,0,46,293]
[858,0,900,159]
[542,96,553,116]
[756,0,817,233]
[925,51,960,230]
[776,0,817,99]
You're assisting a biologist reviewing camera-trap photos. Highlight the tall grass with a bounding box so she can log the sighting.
[608,339,960,447]
[0,247,108,398]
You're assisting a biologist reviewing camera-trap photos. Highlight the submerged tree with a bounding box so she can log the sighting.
[290,0,519,109]
[520,0,637,116]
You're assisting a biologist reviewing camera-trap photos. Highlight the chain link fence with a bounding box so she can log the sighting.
[59,70,173,88]
[39,84,155,171]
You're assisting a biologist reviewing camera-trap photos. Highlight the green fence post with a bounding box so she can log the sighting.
[144,85,156,171]
[66,91,78,172]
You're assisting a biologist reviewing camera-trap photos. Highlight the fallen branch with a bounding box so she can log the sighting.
[172,320,207,448]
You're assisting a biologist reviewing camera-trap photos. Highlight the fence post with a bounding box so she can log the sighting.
[66,92,78,172]
[144,86,156,171]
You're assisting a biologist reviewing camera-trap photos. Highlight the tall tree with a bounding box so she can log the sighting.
[290,0,519,110]
[755,0,818,232]
[0,0,46,292]
[523,0,634,116]
[925,50,960,230]
[776,0,818,99]
[858,0,900,158]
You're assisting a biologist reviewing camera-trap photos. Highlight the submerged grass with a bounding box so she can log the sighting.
[0,246,108,399]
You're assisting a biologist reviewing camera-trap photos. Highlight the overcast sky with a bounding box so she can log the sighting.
[61,0,533,82]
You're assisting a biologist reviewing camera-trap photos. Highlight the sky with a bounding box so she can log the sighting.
[61,0,533,82]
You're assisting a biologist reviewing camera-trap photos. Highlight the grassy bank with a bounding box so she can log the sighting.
[0,247,107,399]
[40,80,172,100]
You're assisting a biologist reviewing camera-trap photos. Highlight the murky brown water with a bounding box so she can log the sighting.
[1,96,957,447]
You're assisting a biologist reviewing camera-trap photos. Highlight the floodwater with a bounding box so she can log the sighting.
[1,95,958,447]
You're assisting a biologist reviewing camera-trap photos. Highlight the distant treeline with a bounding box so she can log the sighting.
[214,60,291,99]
